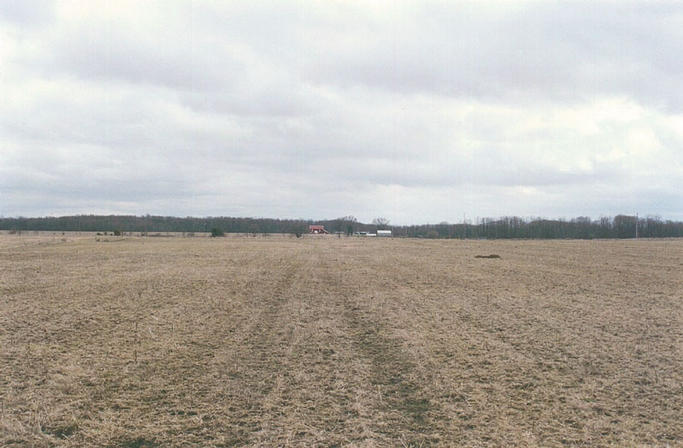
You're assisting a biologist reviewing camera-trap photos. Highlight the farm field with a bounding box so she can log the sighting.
[1,235,681,447]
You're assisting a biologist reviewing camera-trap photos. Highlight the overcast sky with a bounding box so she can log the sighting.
[1,1,681,224]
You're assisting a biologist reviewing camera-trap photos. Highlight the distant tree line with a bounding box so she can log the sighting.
[392,215,682,239]
[0,214,681,239]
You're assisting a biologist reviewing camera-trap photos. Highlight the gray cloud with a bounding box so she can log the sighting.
[1,0,681,223]
[0,0,54,26]
[304,2,683,110]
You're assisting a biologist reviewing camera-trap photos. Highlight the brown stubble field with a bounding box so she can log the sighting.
[0,234,681,447]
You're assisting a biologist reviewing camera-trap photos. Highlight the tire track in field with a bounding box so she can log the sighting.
[238,245,449,446]
[342,303,447,446]
[313,249,448,447]
[227,255,304,445]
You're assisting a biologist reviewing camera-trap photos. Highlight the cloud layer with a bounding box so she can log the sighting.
[1,1,681,223]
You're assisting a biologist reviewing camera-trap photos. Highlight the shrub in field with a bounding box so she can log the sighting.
[211,227,225,237]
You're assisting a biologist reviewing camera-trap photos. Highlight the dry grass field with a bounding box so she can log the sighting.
[1,234,681,447]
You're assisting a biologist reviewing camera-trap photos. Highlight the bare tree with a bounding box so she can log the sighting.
[340,215,358,235]
[372,217,390,230]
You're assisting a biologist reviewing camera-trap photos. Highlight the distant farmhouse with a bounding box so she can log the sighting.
[354,230,392,237]
[307,225,391,236]
[309,225,329,234]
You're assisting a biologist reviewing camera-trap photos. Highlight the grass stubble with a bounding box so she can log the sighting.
[0,234,681,447]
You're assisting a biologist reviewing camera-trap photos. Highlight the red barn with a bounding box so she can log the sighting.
[309,225,329,234]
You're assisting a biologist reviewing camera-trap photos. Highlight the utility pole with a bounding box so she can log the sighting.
[463,213,467,239]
